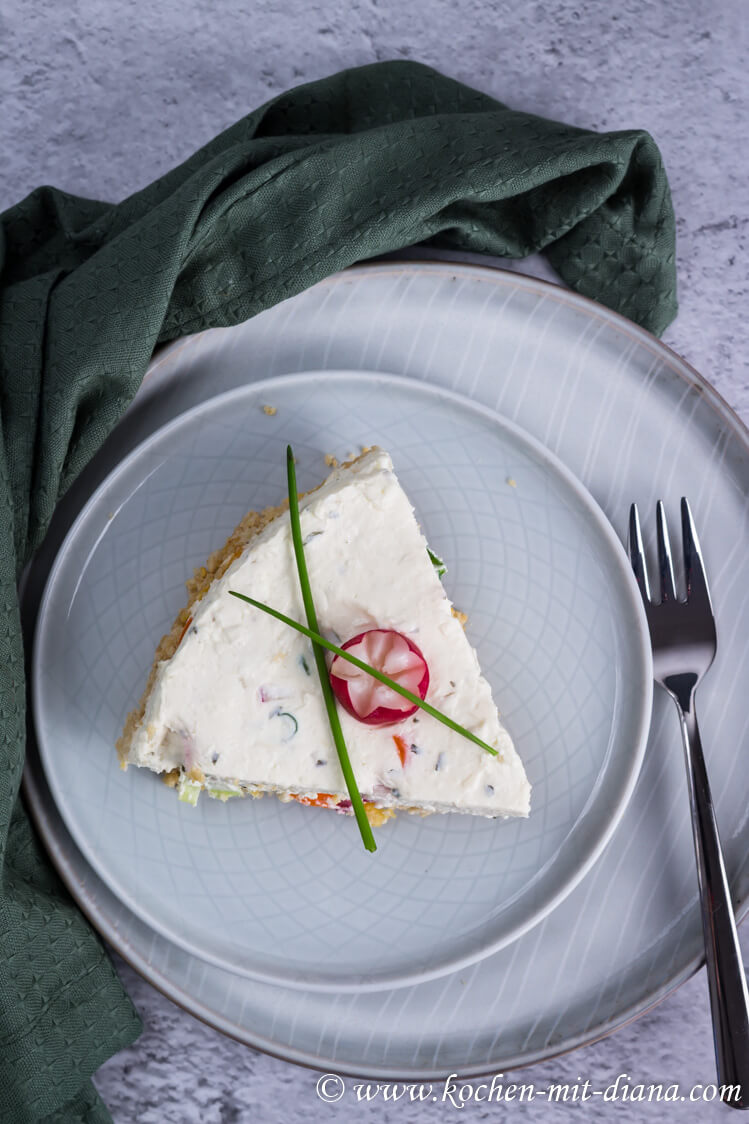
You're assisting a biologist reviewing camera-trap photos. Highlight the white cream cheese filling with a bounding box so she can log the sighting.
[125,449,531,819]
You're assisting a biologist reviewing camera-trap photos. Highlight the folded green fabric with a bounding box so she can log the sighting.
[0,60,676,1122]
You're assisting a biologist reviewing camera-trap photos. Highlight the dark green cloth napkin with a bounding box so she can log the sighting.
[0,60,677,1122]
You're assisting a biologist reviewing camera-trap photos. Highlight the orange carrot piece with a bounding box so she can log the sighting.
[177,616,193,647]
[393,734,409,767]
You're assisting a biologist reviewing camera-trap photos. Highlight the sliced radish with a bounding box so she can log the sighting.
[329,629,429,725]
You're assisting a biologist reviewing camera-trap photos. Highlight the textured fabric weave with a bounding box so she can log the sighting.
[0,61,677,1122]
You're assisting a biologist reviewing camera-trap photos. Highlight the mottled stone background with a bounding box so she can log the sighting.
[2,0,748,1120]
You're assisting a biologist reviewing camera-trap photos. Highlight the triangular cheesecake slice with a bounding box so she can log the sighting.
[118,448,531,826]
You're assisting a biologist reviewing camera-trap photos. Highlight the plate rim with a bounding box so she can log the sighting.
[21,257,749,1078]
[31,367,653,993]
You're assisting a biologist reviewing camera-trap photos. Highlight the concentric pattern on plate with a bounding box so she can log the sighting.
[33,374,648,991]
[24,263,749,1074]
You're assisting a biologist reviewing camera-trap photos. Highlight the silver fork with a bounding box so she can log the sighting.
[629,499,749,1109]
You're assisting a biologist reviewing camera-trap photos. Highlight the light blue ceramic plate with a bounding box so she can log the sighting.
[23,263,749,1076]
[32,368,651,992]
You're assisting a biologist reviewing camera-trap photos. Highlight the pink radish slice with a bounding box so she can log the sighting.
[330,629,429,725]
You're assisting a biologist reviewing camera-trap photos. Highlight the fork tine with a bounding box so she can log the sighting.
[656,501,677,602]
[628,503,651,602]
[681,498,713,611]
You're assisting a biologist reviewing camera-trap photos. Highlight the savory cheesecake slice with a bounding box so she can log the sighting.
[117,448,531,825]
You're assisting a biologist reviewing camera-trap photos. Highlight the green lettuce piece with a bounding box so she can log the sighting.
[427,547,447,578]
[177,775,202,806]
[207,785,242,802]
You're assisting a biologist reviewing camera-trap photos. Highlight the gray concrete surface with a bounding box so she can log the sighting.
[2,0,748,1120]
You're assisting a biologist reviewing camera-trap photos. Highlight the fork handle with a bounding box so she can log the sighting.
[676,698,749,1109]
